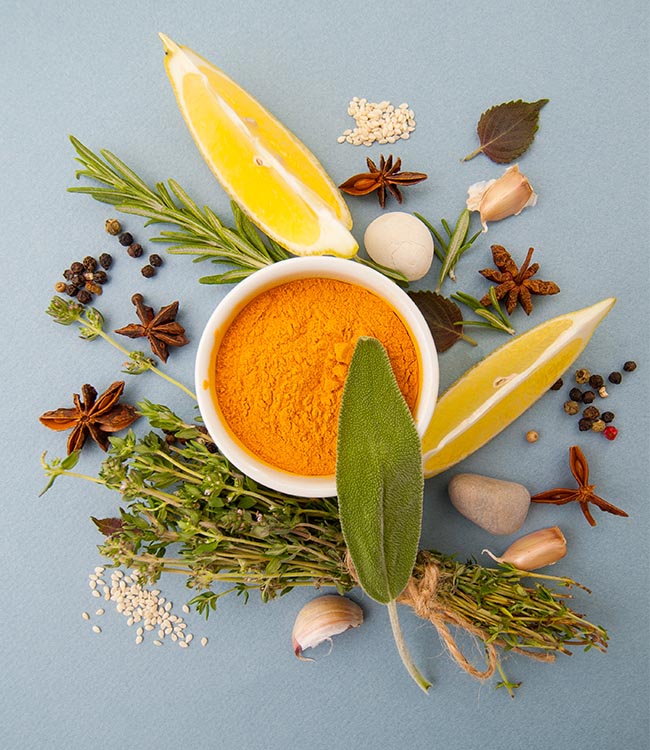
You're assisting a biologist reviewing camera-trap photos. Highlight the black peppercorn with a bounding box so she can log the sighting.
[141,264,156,278]
[569,387,583,401]
[608,371,622,384]
[550,378,563,391]
[601,411,615,423]
[77,289,92,304]
[127,243,143,258]
[63,268,74,280]
[118,232,134,246]
[578,418,593,431]
[92,270,108,285]
[623,361,637,372]
[583,405,600,420]
[70,261,84,274]
[82,256,98,271]
[65,284,78,297]
[99,253,113,270]
[70,273,85,288]
[581,390,596,404]
[149,253,163,267]
[105,218,122,235]
[588,374,604,389]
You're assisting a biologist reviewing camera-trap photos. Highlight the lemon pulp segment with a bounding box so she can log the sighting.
[160,34,357,257]
[422,298,616,478]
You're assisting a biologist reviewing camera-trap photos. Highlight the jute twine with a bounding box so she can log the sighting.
[345,550,553,682]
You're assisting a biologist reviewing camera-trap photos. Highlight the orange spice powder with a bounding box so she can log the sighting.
[213,277,419,476]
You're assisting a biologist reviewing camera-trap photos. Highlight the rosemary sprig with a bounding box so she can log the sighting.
[46,296,196,399]
[452,287,516,336]
[68,136,290,283]
[415,209,481,292]
[41,401,608,674]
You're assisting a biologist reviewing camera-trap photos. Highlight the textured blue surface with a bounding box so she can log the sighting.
[1,1,648,748]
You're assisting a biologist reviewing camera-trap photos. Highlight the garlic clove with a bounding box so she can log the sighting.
[292,594,363,660]
[483,526,567,571]
[466,164,537,231]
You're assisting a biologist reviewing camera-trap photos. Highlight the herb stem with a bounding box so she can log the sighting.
[387,599,431,694]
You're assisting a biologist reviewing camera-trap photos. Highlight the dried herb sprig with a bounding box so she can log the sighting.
[47,296,196,400]
[68,136,290,284]
[452,287,516,336]
[415,209,481,292]
[40,401,608,682]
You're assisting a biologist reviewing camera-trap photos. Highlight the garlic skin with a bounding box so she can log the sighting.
[363,212,434,281]
[466,164,537,231]
[292,595,363,660]
[483,526,567,571]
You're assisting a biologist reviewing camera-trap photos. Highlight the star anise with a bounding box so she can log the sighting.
[479,245,560,315]
[531,445,628,527]
[39,381,139,454]
[115,293,189,363]
[338,154,427,208]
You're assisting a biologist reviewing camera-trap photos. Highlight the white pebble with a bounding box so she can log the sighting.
[364,212,434,281]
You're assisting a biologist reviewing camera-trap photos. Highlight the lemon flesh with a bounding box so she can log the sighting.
[423,298,616,478]
[160,34,357,258]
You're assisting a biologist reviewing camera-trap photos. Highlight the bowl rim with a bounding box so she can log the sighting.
[195,256,439,497]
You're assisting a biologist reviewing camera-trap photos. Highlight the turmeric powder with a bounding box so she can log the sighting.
[213,277,419,476]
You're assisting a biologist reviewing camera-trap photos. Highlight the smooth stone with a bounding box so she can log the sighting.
[448,473,530,535]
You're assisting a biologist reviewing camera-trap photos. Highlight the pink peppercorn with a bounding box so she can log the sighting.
[603,425,618,441]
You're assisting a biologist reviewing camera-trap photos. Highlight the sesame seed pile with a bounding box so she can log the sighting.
[337,98,416,146]
[84,566,208,648]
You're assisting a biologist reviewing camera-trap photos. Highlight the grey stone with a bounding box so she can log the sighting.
[448,473,531,535]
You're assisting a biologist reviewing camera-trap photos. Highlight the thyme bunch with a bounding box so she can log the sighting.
[41,401,608,668]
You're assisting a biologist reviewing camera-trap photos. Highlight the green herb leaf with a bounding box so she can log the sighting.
[408,291,476,352]
[336,337,423,604]
[463,99,549,163]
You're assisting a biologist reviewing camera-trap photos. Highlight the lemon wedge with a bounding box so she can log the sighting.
[423,297,616,478]
[159,33,357,258]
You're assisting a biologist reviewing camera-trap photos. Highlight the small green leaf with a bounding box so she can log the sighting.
[463,99,549,163]
[336,337,423,604]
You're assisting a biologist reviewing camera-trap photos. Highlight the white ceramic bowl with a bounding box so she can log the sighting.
[195,256,439,497]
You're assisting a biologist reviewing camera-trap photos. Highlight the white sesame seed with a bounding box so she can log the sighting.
[113,570,124,579]
[182,605,190,615]
[92,625,102,634]
[145,624,154,631]
[135,635,143,645]
[95,609,105,616]
[179,641,189,649]
[185,634,193,643]
[89,580,97,589]
[171,634,178,642]
[153,640,163,647]
[94,566,105,575]
[201,637,208,647]
[81,612,90,621]
[92,590,101,598]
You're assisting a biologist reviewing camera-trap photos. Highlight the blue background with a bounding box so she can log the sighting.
[1,1,648,748]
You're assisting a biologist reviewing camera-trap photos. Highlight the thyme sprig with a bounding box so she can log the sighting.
[41,401,608,668]
[68,136,290,284]
[47,296,196,399]
[452,287,516,336]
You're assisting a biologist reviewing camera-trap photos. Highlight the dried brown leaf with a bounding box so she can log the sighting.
[408,291,466,353]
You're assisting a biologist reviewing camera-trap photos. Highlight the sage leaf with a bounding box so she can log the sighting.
[463,99,549,163]
[336,337,423,604]
[408,291,476,351]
